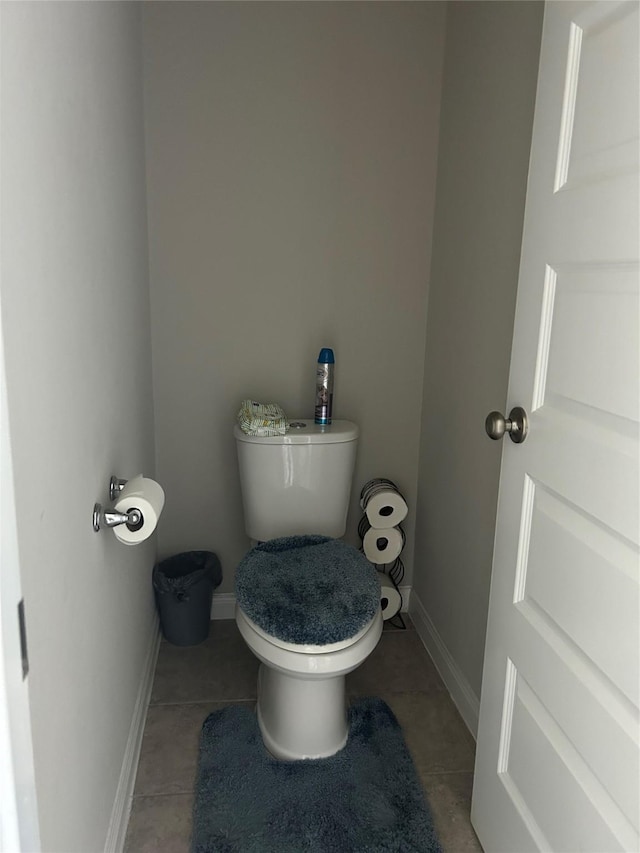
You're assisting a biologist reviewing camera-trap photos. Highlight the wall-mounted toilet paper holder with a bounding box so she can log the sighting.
[93,476,142,533]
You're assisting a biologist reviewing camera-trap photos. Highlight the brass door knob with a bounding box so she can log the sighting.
[485,406,528,444]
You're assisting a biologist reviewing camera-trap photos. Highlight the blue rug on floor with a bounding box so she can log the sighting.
[191,697,442,853]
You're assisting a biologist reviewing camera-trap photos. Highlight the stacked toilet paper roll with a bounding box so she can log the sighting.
[360,478,408,528]
[113,474,165,545]
[378,572,402,621]
[359,516,406,565]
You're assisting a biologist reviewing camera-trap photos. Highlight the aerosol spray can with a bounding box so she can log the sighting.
[314,348,334,425]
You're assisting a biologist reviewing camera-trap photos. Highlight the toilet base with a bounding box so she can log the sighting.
[257,664,348,760]
[236,606,383,761]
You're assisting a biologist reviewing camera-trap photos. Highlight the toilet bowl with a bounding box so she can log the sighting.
[234,534,382,760]
[236,604,382,760]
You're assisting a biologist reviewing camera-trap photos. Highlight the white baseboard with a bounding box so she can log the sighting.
[104,614,161,853]
[409,589,479,739]
[211,592,237,621]
[211,586,411,622]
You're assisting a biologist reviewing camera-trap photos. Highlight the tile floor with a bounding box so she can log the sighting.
[124,618,483,852]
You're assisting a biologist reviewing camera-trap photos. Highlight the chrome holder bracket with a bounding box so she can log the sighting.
[109,476,128,502]
[93,503,142,533]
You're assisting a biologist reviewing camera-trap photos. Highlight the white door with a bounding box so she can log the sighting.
[471,2,639,852]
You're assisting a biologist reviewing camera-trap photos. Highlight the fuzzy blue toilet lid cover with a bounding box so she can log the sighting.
[235,535,380,646]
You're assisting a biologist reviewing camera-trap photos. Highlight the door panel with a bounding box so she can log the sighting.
[542,265,638,421]
[557,2,639,190]
[524,485,638,703]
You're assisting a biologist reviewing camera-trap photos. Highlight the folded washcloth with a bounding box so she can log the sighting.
[237,399,289,436]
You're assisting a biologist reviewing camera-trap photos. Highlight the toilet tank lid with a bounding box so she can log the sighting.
[233,419,359,445]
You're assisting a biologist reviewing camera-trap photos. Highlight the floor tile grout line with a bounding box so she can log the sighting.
[131,791,194,800]
[149,687,449,705]
[132,770,475,802]
[419,769,476,777]
[149,698,257,707]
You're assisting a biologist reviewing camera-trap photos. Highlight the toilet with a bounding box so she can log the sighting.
[233,419,383,760]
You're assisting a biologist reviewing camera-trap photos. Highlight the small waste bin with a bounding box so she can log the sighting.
[153,551,222,646]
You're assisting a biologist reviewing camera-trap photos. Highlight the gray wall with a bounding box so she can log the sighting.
[1,4,156,850]
[142,1,446,590]
[413,1,544,700]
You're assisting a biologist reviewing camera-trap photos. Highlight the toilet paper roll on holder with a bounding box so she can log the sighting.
[93,476,142,533]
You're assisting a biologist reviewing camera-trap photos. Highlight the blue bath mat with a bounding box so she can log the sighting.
[191,697,442,853]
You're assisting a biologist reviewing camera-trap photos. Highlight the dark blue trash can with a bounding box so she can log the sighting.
[153,551,223,646]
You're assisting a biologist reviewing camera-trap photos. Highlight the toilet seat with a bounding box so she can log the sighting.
[236,604,382,678]
[238,606,375,654]
[235,535,381,647]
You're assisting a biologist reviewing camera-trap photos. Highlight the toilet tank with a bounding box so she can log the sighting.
[233,419,359,541]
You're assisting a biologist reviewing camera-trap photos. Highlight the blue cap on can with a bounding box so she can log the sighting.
[318,348,335,364]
